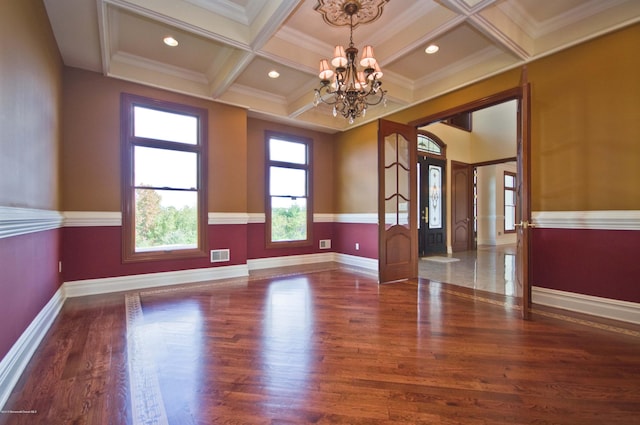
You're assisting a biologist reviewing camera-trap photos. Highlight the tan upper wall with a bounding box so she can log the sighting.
[247,118,334,214]
[529,24,640,211]
[333,123,378,214]
[335,23,640,213]
[0,0,62,210]
[62,68,247,213]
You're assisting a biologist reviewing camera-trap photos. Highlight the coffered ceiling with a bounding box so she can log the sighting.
[43,0,640,133]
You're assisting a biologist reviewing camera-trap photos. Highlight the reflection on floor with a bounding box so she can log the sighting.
[419,244,517,296]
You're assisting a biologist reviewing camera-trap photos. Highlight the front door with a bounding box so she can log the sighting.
[419,156,446,256]
[378,119,417,284]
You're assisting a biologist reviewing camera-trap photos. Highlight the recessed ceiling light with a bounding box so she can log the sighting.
[163,36,178,47]
[268,70,280,79]
[425,44,439,54]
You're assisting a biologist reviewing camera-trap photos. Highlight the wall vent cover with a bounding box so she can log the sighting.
[319,239,331,249]
[210,249,230,263]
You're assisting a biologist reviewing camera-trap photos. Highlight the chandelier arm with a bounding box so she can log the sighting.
[363,89,386,106]
[315,84,340,106]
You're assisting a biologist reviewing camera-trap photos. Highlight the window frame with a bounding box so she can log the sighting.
[504,171,516,234]
[121,93,208,262]
[264,131,313,248]
[417,130,447,159]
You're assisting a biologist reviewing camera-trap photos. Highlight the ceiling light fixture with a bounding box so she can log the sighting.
[425,44,439,54]
[313,0,388,124]
[163,36,178,47]
[268,70,280,79]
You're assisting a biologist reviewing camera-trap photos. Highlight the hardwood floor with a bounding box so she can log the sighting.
[2,265,640,424]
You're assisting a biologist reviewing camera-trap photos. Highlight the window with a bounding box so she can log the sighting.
[121,93,207,261]
[417,131,446,158]
[265,132,312,247]
[504,171,516,233]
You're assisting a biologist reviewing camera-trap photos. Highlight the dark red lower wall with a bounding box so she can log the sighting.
[333,222,378,259]
[62,224,248,282]
[532,228,640,303]
[246,222,334,259]
[63,221,377,281]
[0,229,62,360]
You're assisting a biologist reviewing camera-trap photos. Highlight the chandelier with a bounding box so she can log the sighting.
[313,0,388,124]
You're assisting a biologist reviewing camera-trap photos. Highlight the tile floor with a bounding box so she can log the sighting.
[419,244,517,296]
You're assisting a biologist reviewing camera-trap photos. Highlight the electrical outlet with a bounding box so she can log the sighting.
[355,243,359,250]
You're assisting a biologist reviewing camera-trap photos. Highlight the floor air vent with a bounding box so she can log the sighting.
[210,249,230,263]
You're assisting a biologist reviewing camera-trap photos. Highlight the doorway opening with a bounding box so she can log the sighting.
[414,96,521,297]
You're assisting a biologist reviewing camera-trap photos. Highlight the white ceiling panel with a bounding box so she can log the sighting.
[44,0,640,133]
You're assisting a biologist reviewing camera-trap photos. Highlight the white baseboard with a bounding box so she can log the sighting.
[532,286,640,325]
[334,253,378,272]
[247,252,335,271]
[0,287,65,409]
[64,265,250,298]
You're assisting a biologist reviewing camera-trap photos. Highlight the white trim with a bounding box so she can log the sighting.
[532,286,640,325]
[532,210,640,230]
[0,287,65,409]
[247,213,266,224]
[334,213,378,224]
[313,213,335,223]
[334,253,378,272]
[63,211,122,227]
[64,265,249,298]
[208,212,250,225]
[247,252,335,270]
[0,207,63,239]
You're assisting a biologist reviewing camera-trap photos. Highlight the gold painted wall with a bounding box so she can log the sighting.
[333,123,378,214]
[334,24,640,214]
[0,0,62,209]
[247,118,334,214]
[529,24,640,211]
[61,68,248,213]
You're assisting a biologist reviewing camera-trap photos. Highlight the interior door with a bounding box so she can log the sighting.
[418,156,446,256]
[378,119,417,283]
[451,161,472,252]
[515,77,532,319]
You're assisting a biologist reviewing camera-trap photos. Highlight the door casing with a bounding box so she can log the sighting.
[407,83,531,317]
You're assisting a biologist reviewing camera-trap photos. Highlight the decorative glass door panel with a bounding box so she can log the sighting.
[378,120,417,283]
[428,165,442,229]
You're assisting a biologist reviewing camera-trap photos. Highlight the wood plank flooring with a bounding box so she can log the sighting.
[1,265,640,424]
